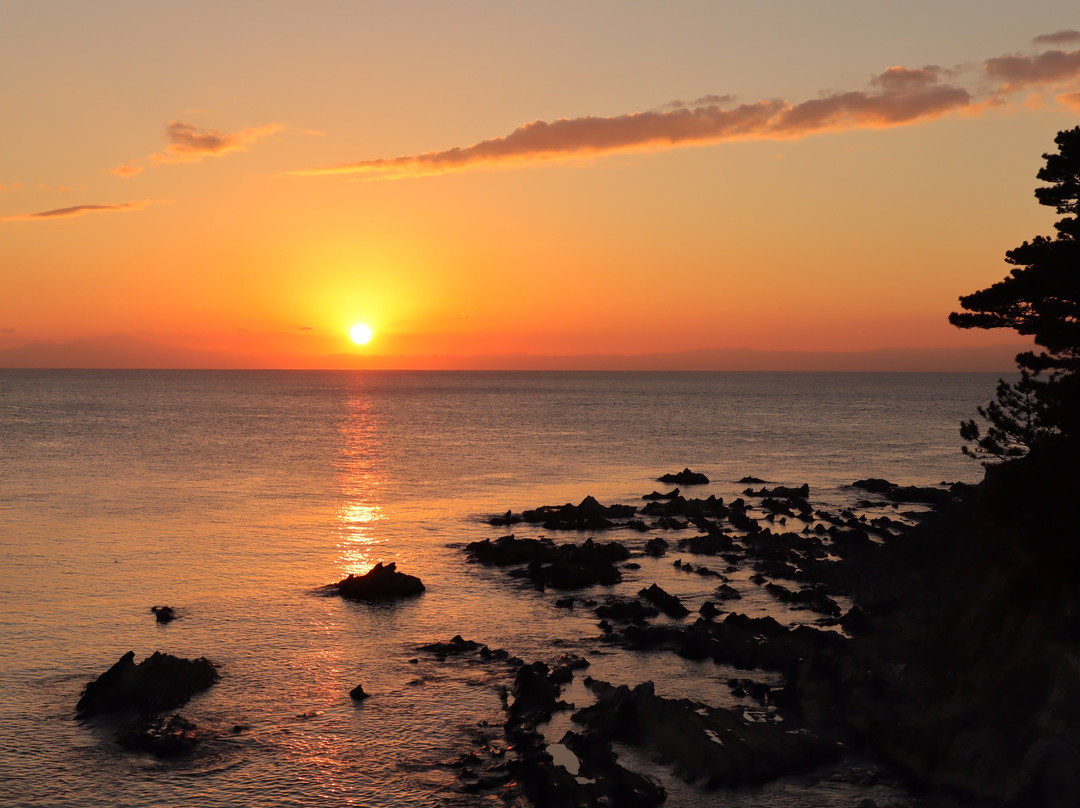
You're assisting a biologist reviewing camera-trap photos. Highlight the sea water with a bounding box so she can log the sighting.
[0,370,1001,807]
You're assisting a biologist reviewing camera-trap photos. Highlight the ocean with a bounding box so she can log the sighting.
[0,370,1001,807]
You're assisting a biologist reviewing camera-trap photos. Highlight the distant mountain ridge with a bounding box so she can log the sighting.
[0,334,1028,372]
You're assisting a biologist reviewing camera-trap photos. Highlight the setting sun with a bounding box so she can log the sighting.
[350,323,374,345]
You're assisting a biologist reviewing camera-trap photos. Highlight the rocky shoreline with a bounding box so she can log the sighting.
[74,457,1078,806]
[434,459,1079,806]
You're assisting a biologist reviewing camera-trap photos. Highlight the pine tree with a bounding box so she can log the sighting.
[950,127,1080,459]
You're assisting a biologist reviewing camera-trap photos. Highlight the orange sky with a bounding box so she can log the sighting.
[2,3,1078,369]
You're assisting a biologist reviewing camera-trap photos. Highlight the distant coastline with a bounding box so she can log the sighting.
[0,336,1027,372]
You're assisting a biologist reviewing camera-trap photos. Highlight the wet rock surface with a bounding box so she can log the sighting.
[76,651,218,718]
[332,561,425,601]
[574,680,841,788]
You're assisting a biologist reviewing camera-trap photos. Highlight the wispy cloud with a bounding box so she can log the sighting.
[1,200,155,222]
[150,121,282,165]
[110,163,145,178]
[985,48,1080,93]
[295,73,970,180]
[1032,30,1080,46]
[295,41,1080,181]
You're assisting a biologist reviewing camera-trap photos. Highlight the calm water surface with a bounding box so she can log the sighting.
[0,371,1000,807]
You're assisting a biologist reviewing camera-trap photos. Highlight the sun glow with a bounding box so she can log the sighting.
[349,323,374,345]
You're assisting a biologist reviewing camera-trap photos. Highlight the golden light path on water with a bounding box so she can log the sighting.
[335,386,385,576]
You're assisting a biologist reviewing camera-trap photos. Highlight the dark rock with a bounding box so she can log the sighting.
[76,651,218,718]
[573,681,840,788]
[521,496,636,530]
[765,582,842,617]
[488,509,521,526]
[349,684,370,700]
[850,478,895,494]
[561,730,666,806]
[554,596,575,609]
[642,488,680,500]
[150,605,176,624]
[595,597,660,622]
[643,537,669,557]
[550,653,589,684]
[677,533,734,555]
[658,468,710,485]
[333,562,425,601]
[715,584,742,600]
[638,584,689,618]
[421,635,485,656]
[738,476,767,484]
[699,600,721,619]
[470,535,627,590]
[744,483,810,499]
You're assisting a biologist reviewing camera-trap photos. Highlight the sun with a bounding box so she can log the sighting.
[349,323,374,345]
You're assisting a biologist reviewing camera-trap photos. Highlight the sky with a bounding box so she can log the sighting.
[2,1,1078,369]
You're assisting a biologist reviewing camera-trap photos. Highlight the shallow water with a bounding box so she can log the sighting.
[0,370,999,806]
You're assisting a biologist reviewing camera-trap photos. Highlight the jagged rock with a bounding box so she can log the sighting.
[349,684,370,700]
[643,537,669,557]
[699,600,721,619]
[333,562,425,601]
[658,468,710,485]
[76,651,218,718]
[677,533,734,555]
[469,535,627,590]
[642,488,680,500]
[150,605,176,624]
[714,584,742,600]
[520,496,636,530]
[595,597,660,622]
[744,483,810,499]
[638,584,689,618]
[765,582,842,617]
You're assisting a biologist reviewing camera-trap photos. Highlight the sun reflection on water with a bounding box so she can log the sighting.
[335,385,385,577]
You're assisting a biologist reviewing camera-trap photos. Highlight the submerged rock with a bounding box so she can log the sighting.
[76,651,218,718]
[333,562,425,601]
[116,713,200,757]
[349,683,370,700]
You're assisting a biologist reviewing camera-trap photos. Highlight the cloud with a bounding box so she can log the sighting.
[1,200,154,222]
[662,94,737,110]
[110,163,145,178]
[297,79,969,179]
[984,48,1080,93]
[149,121,282,165]
[1033,30,1080,46]
[870,65,943,90]
[1057,91,1080,111]
[294,41,1078,181]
